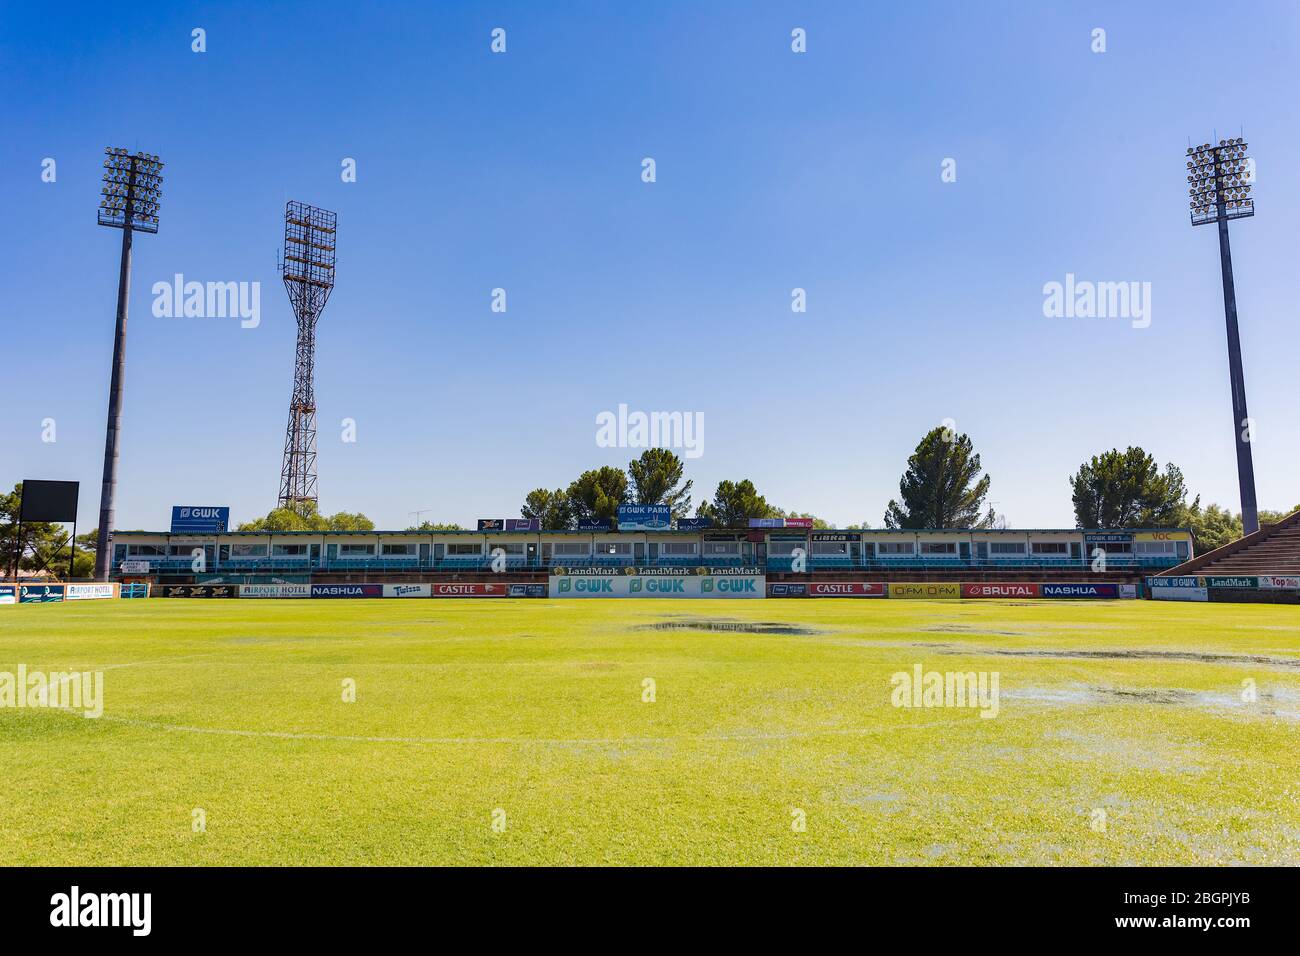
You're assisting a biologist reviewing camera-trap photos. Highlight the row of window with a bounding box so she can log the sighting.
[125,538,1181,559]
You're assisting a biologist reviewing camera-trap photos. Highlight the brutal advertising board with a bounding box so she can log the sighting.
[550,574,764,598]
[961,583,1040,599]
[0,585,16,605]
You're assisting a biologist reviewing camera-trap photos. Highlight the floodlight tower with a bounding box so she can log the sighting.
[93,148,164,580]
[1186,137,1259,534]
[277,201,336,514]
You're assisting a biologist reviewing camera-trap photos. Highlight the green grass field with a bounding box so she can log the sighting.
[1,597,1297,865]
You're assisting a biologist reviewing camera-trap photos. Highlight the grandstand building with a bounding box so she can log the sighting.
[107,525,1192,585]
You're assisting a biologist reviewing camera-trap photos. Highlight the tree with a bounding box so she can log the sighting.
[1259,504,1300,526]
[1185,501,1300,554]
[521,488,574,530]
[566,467,628,525]
[1069,448,1192,528]
[696,479,777,527]
[884,428,992,529]
[237,503,375,532]
[626,449,693,517]
[1185,502,1243,554]
[406,521,465,531]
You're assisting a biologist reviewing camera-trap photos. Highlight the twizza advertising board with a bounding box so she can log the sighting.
[961,583,1040,598]
[807,582,886,597]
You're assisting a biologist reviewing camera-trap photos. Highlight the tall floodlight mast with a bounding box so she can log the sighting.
[93,147,164,580]
[277,201,336,514]
[1186,137,1259,535]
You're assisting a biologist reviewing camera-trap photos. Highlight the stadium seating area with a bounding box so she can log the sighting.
[134,553,1185,574]
[1162,508,1300,576]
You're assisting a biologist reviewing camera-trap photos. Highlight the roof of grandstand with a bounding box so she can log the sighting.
[112,527,1194,536]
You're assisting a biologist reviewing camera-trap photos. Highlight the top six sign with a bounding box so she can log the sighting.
[170,506,229,534]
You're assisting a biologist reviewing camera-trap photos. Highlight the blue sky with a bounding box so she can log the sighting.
[3,0,1297,531]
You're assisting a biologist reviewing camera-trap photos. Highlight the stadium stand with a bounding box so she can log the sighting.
[1160,508,1300,576]
[107,526,1191,585]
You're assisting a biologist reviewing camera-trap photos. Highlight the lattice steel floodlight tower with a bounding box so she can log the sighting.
[1186,137,1259,535]
[93,147,164,581]
[277,201,336,514]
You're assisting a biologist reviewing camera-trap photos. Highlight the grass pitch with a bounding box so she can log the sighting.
[1,597,1298,865]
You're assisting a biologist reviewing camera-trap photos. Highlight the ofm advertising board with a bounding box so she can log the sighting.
[550,574,764,598]
[889,583,960,600]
